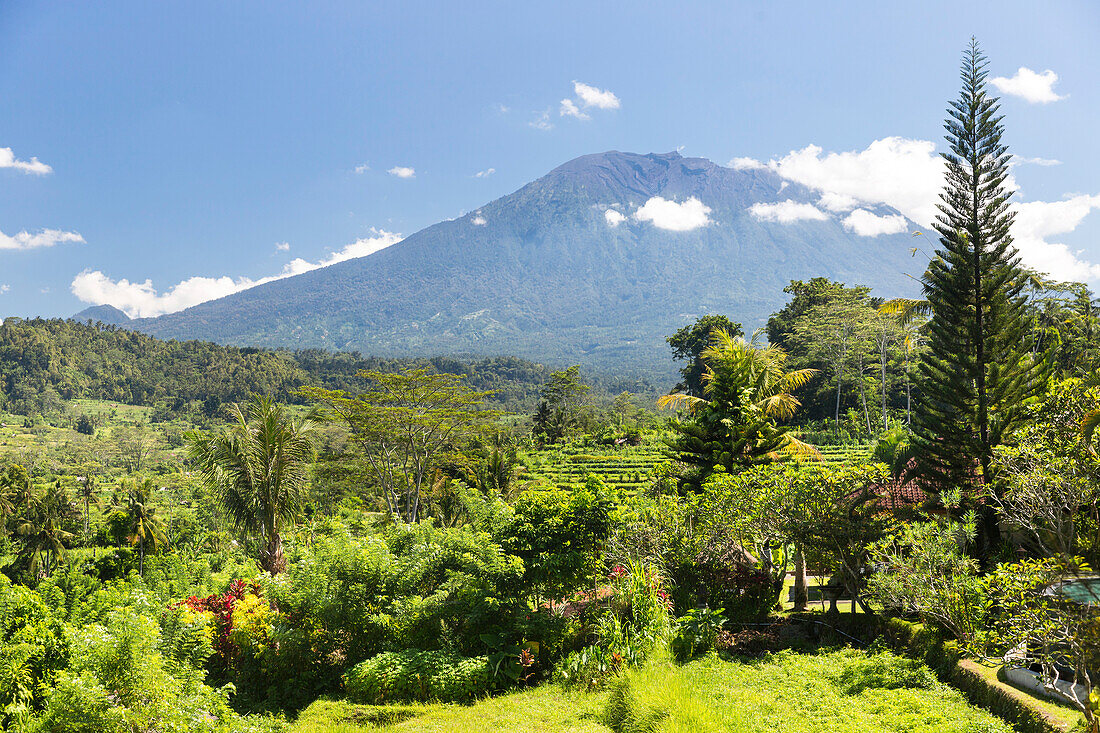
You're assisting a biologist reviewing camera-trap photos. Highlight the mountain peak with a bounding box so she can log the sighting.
[134,149,919,376]
[73,304,131,325]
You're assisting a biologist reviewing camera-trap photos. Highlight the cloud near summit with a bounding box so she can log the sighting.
[634,196,711,231]
[733,136,1100,282]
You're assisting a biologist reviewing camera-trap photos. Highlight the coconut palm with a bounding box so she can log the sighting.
[16,481,75,579]
[109,478,168,576]
[186,395,317,574]
[76,473,104,541]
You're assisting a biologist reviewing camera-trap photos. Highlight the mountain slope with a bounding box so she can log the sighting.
[73,304,132,325]
[134,151,923,375]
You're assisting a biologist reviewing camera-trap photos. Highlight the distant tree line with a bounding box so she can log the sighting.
[0,317,653,417]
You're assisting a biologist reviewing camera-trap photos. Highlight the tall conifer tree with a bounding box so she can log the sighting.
[914,39,1049,549]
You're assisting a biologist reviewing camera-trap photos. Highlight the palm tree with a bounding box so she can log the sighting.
[109,478,168,576]
[2,464,37,517]
[186,396,317,574]
[76,474,104,542]
[659,329,819,489]
[16,481,75,579]
[0,486,13,544]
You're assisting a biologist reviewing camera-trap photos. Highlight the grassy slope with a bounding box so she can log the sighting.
[607,650,1014,733]
[291,686,609,733]
[290,650,1015,733]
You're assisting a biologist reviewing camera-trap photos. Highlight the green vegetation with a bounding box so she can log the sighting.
[0,38,1096,733]
[604,650,1012,733]
[914,40,1050,553]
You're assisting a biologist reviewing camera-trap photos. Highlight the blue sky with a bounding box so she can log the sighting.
[2,1,1099,318]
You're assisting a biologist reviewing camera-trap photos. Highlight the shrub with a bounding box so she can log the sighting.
[670,607,725,663]
[867,515,987,648]
[0,576,67,729]
[343,650,493,703]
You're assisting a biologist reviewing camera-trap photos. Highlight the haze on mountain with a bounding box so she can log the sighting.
[127,151,922,376]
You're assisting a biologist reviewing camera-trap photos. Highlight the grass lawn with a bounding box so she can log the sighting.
[290,649,1014,733]
[608,649,1014,733]
[290,685,609,733]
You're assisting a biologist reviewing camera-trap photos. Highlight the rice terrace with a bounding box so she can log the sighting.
[1,3,1098,732]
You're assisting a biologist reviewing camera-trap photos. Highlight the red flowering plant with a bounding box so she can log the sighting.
[177,579,270,674]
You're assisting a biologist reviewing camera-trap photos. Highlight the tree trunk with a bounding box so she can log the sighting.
[835,365,843,426]
[879,347,889,431]
[139,535,145,577]
[792,547,808,611]
[858,355,871,434]
[905,349,912,425]
[259,532,286,574]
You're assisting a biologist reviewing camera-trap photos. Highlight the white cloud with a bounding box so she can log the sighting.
[729,156,765,170]
[471,214,487,226]
[559,98,589,120]
[749,199,828,224]
[769,137,943,225]
[387,166,415,179]
[573,81,620,110]
[817,192,859,212]
[529,110,554,131]
[762,136,1100,282]
[0,284,9,294]
[474,167,495,178]
[494,103,510,113]
[354,163,370,174]
[1015,156,1062,167]
[605,209,626,227]
[0,227,84,250]
[558,82,620,122]
[991,67,1066,104]
[0,146,51,175]
[71,229,403,318]
[275,241,290,251]
[1011,194,1100,281]
[634,197,711,231]
[842,209,909,237]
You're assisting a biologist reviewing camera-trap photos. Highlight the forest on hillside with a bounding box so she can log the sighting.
[0,317,654,419]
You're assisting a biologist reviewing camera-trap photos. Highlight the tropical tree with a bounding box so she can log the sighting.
[666,314,743,397]
[301,368,493,524]
[187,395,318,573]
[531,365,590,443]
[790,288,875,425]
[108,478,168,576]
[879,297,930,424]
[660,329,818,490]
[76,473,103,542]
[913,39,1050,551]
[15,481,75,579]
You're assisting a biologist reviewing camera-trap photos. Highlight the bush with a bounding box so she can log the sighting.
[0,576,68,729]
[672,559,779,623]
[37,607,282,733]
[670,607,725,663]
[343,650,493,703]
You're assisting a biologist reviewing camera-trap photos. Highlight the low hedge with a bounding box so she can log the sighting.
[781,613,1083,733]
[877,617,1084,733]
[343,650,494,704]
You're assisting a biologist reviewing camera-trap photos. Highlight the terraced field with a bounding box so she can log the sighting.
[522,440,874,495]
[810,442,874,465]
[522,444,668,493]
